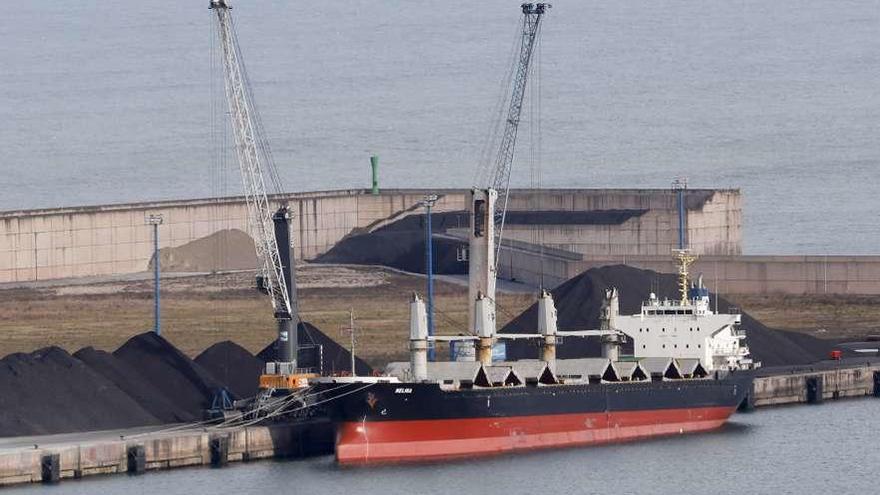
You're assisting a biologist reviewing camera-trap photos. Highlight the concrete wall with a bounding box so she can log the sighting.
[497,242,880,295]
[0,188,741,283]
[753,364,880,407]
[503,189,742,257]
[0,421,333,486]
[0,189,463,283]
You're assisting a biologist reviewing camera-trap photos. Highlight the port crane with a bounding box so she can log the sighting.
[467,3,549,350]
[210,0,306,389]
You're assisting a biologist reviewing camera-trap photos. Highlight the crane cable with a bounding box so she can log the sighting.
[472,22,525,189]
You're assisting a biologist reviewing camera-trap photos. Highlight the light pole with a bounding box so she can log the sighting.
[420,194,439,361]
[145,214,164,336]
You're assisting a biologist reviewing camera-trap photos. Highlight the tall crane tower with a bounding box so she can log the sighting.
[468,3,549,353]
[210,0,306,388]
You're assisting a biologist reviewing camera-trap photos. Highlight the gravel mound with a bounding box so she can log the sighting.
[503,265,834,366]
[0,347,160,437]
[74,346,195,423]
[195,341,264,399]
[152,229,257,272]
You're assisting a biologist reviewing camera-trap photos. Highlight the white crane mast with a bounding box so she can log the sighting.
[468,4,549,337]
[210,0,292,320]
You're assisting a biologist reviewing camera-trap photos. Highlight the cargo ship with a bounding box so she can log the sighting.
[328,366,752,464]
[316,189,755,465]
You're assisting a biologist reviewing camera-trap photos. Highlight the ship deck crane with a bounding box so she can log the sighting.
[468,3,549,362]
[490,3,549,240]
[210,0,308,389]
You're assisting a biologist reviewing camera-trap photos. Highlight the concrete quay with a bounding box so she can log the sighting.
[751,360,880,408]
[0,420,333,486]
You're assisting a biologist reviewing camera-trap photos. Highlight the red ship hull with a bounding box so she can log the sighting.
[336,405,734,465]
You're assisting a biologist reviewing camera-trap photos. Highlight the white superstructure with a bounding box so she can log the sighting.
[613,272,752,371]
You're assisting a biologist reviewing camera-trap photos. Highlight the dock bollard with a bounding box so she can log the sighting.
[41,453,60,483]
[127,444,146,474]
[873,371,880,397]
[210,436,229,467]
[806,376,823,404]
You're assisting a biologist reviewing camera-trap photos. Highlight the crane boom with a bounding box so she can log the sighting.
[467,4,549,338]
[210,0,292,320]
[490,3,549,239]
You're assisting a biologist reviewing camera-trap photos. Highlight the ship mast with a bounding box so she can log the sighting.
[672,177,694,304]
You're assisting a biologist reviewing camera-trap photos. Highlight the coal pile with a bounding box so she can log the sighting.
[316,212,469,275]
[75,347,196,423]
[257,322,373,376]
[0,318,355,438]
[114,333,226,417]
[0,347,160,437]
[503,265,835,367]
[195,341,264,399]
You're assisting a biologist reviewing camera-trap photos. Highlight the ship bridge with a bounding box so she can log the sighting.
[615,277,751,371]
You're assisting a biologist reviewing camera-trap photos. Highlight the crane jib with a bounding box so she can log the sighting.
[211,0,301,369]
[490,3,549,267]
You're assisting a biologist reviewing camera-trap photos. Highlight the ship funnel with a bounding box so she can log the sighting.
[538,289,558,367]
[474,292,495,365]
[409,293,428,381]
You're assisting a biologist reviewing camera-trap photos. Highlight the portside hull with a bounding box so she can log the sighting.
[336,406,733,465]
[325,373,752,465]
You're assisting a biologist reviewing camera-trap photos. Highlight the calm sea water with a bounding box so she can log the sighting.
[6,399,880,495]
[2,1,879,254]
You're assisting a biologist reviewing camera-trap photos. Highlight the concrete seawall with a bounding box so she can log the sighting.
[0,188,740,283]
[0,420,333,486]
[752,362,880,407]
[500,251,880,295]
